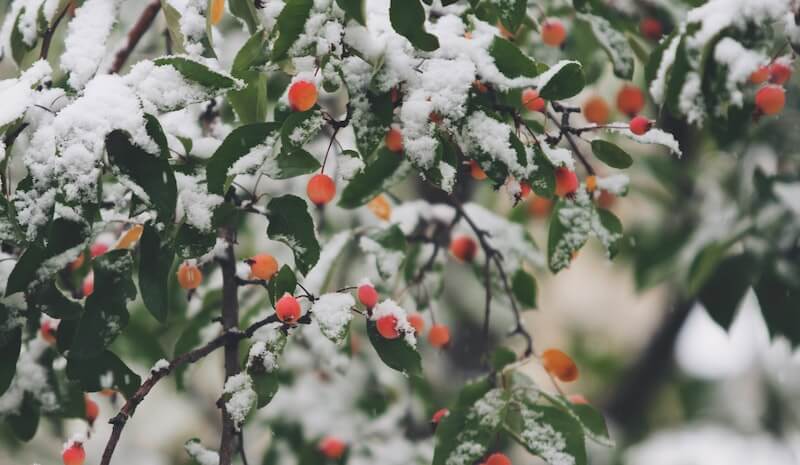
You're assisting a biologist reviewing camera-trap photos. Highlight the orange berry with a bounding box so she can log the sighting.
[116,224,143,249]
[210,0,225,25]
[307,174,336,206]
[750,66,770,84]
[276,293,301,323]
[407,313,425,334]
[82,273,94,297]
[486,453,511,465]
[597,190,615,209]
[85,396,99,426]
[755,85,785,115]
[248,254,278,281]
[40,320,57,344]
[62,443,85,465]
[358,284,378,309]
[541,19,566,47]
[541,348,579,382]
[177,262,203,290]
[616,85,645,117]
[319,436,346,459]
[473,80,488,93]
[554,167,579,197]
[449,235,477,262]
[519,181,531,198]
[638,17,662,40]
[769,62,792,85]
[521,88,546,112]
[528,195,553,217]
[428,324,450,348]
[470,160,488,180]
[568,394,589,405]
[582,96,609,125]
[586,175,597,193]
[629,116,652,135]
[288,80,318,112]
[69,253,85,271]
[367,195,392,221]
[376,315,400,339]
[431,408,449,424]
[385,128,403,152]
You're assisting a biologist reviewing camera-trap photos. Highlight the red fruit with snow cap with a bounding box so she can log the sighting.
[755,85,786,115]
[486,453,512,465]
[376,315,400,339]
[431,408,449,424]
[40,320,57,344]
[769,62,792,85]
[276,293,301,323]
[62,442,85,465]
[358,284,378,309]
[629,116,652,135]
[319,436,346,459]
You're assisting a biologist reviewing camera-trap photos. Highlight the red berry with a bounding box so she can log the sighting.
[541,19,566,47]
[85,396,99,426]
[486,453,511,465]
[177,262,203,290]
[528,195,553,218]
[616,85,645,117]
[449,235,477,262]
[755,85,786,115]
[519,181,531,198]
[769,62,792,85]
[90,243,108,258]
[428,324,450,348]
[40,320,57,344]
[248,254,279,281]
[431,408,449,424]
[288,80,318,112]
[276,293,301,323]
[82,273,94,297]
[629,116,652,135]
[542,348,579,382]
[385,128,403,152]
[376,315,400,339]
[568,394,589,405]
[307,174,336,206]
[319,436,346,459]
[357,284,378,309]
[470,160,488,180]
[521,88,546,112]
[554,167,579,197]
[750,66,770,84]
[638,17,662,40]
[407,313,425,334]
[583,96,610,125]
[62,443,85,465]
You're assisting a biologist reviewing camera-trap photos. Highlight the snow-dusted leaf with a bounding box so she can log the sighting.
[538,61,585,101]
[339,147,409,208]
[26,280,83,320]
[175,224,217,259]
[495,0,527,34]
[66,350,141,399]
[280,109,324,150]
[389,0,439,51]
[336,0,365,25]
[366,319,422,376]
[360,224,407,280]
[312,292,355,344]
[153,56,239,90]
[539,391,614,447]
[266,195,320,275]
[507,402,587,465]
[576,13,634,80]
[207,123,280,195]
[489,37,542,79]
[607,127,682,157]
[271,0,314,61]
[590,140,633,169]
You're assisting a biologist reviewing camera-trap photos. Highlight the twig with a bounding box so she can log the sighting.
[39,2,71,60]
[109,0,162,73]
[545,110,595,175]
[218,234,241,465]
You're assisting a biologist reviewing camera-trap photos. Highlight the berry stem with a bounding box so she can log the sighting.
[545,109,596,176]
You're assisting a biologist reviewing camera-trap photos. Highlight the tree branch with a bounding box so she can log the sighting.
[545,109,595,176]
[218,234,241,465]
[39,2,70,61]
[109,0,162,74]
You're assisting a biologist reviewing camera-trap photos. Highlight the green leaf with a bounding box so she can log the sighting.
[755,264,800,346]
[597,209,623,259]
[266,195,320,275]
[339,148,407,208]
[66,350,141,399]
[511,269,537,309]
[336,0,365,25]
[268,265,297,305]
[539,392,613,446]
[366,320,422,376]
[26,281,83,320]
[154,56,238,90]
[687,242,729,295]
[645,32,677,86]
[0,327,21,396]
[496,0,526,34]
[351,90,393,158]
[175,223,217,259]
[8,392,39,441]
[539,61,585,100]
[529,147,555,197]
[251,371,280,408]
[697,253,759,330]
[160,1,187,54]
[491,346,518,371]
[106,130,178,222]
[389,0,439,51]
[229,31,269,123]
[139,224,175,323]
[271,0,314,61]
[207,122,281,195]
[507,403,587,465]
[591,140,633,169]
[489,37,542,78]
[10,8,37,66]
[229,0,261,34]
[665,36,691,116]
[576,13,634,80]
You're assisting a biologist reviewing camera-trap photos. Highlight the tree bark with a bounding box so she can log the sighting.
[218,235,240,465]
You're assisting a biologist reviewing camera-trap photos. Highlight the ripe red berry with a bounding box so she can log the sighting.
[554,167,579,197]
[385,128,403,152]
[431,408,449,424]
[541,19,566,47]
[319,436,346,460]
[486,453,512,465]
[407,313,425,334]
[449,235,477,262]
[288,80,318,112]
[750,66,770,84]
[307,174,336,206]
[248,254,278,281]
[583,96,609,125]
[542,348,579,382]
[769,62,792,85]
[616,84,645,117]
[82,273,94,297]
[376,315,400,339]
[428,324,450,348]
[638,17,662,40]
[62,442,85,465]
[40,320,57,344]
[276,293,301,323]
[528,195,553,217]
[90,243,108,258]
[755,85,786,115]
[357,284,378,309]
[519,181,531,198]
[470,160,488,180]
[177,262,203,290]
[568,394,589,405]
[521,88,546,112]
[629,116,652,135]
[85,396,99,426]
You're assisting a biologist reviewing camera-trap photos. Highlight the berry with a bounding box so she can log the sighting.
[519,182,531,198]
[638,17,662,40]
[586,175,597,193]
[428,324,450,348]
[541,19,566,47]
[755,85,785,115]
[597,190,615,209]
[408,313,425,334]
[528,195,553,217]
[750,66,770,84]
[486,453,511,465]
[211,0,225,25]
[82,273,94,297]
[542,348,579,382]
[449,235,477,262]
[431,408,449,424]
[470,160,488,180]
[276,293,301,323]
[367,195,392,221]
[319,436,346,460]
[385,128,403,152]
[40,320,57,344]
[497,21,514,39]
[177,262,203,290]
[429,112,444,124]
[616,85,645,117]
[62,442,85,465]
[90,243,109,258]
[307,174,336,206]
[69,253,85,271]
[473,80,489,93]
[288,80,318,112]
[521,88,546,112]
[568,394,589,405]
[629,116,652,135]
[358,284,379,309]
[769,62,792,85]
[554,167,579,197]
[582,96,609,125]
[376,315,400,339]
[117,224,143,249]
[248,254,278,281]
[85,396,99,426]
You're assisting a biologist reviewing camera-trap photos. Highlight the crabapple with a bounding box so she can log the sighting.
[40,320,57,344]
[367,195,392,221]
[431,408,449,424]
[629,116,652,135]
[638,17,662,40]
[248,254,278,281]
[750,66,770,84]
[211,0,225,24]
[307,174,336,206]
[82,273,94,297]
[90,243,108,257]
[357,284,378,309]
[85,395,99,426]
[428,324,451,348]
[62,442,85,465]
[541,19,566,47]
[319,436,346,460]
[769,62,792,85]
[470,160,488,181]
[519,181,531,198]
[407,313,425,334]
[582,96,609,125]
[755,85,785,115]
[528,195,553,217]
[554,167,579,197]
[616,85,645,117]
[276,293,301,323]
[586,175,597,193]
[376,315,400,339]
[486,453,511,465]
[521,88,546,112]
[449,235,477,262]
[385,128,403,152]
[542,348,579,382]
[288,80,318,112]
[177,262,202,290]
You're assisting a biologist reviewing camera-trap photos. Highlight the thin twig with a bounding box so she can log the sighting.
[39,2,71,60]
[109,0,162,74]
[545,110,595,175]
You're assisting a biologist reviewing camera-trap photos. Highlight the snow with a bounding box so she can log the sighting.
[713,38,767,107]
[311,292,355,344]
[372,299,417,347]
[595,174,630,196]
[151,359,170,374]
[649,35,680,105]
[0,60,52,128]
[175,172,224,231]
[0,338,57,415]
[124,61,216,112]
[302,231,353,295]
[462,111,534,179]
[686,0,790,50]
[459,202,545,269]
[540,143,575,170]
[222,373,257,431]
[60,0,120,90]
[608,127,682,157]
[184,438,220,465]
[359,235,404,281]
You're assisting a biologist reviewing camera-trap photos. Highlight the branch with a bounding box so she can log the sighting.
[545,109,595,176]
[218,235,241,465]
[39,2,70,61]
[109,0,162,74]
